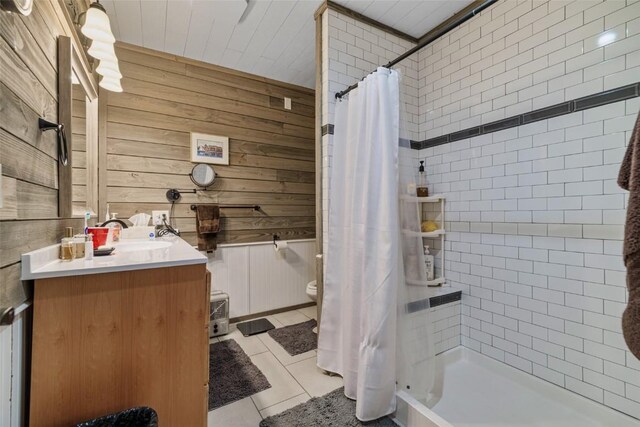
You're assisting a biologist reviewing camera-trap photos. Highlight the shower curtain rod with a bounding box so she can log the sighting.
[334,0,498,100]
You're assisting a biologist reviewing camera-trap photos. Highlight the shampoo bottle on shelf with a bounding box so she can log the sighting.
[424,245,434,281]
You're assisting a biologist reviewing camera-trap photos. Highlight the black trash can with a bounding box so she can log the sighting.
[76,407,158,427]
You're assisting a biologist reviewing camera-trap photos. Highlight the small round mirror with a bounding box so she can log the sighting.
[190,164,216,187]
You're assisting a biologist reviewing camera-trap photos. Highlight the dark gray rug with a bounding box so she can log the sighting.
[209,339,271,410]
[267,319,317,356]
[259,387,398,426]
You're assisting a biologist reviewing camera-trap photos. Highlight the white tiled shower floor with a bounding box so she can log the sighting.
[208,305,343,427]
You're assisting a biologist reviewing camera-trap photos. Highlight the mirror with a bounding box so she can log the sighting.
[190,164,216,187]
[58,35,98,217]
[71,69,98,216]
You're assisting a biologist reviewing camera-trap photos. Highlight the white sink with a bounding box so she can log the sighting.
[114,240,173,252]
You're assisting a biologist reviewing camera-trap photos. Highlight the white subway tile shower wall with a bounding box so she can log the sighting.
[416,0,640,419]
[417,0,640,141]
[432,301,462,355]
[420,97,639,416]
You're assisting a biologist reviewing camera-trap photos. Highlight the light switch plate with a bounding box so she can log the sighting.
[284,97,291,110]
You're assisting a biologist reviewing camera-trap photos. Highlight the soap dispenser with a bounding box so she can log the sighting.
[417,161,428,197]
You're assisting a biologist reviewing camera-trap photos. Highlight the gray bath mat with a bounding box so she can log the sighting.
[209,339,271,410]
[267,319,317,356]
[259,387,398,426]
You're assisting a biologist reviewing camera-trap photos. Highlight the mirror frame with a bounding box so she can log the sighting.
[190,163,216,188]
[58,35,98,218]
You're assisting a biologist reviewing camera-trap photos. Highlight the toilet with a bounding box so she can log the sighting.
[306,280,318,334]
[306,280,317,302]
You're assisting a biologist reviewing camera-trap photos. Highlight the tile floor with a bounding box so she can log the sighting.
[208,305,344,426]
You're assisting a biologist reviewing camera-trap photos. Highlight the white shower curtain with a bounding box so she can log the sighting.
[317,67,400,421]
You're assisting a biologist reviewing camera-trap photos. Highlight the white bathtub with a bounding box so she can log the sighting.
[394,346,640,427]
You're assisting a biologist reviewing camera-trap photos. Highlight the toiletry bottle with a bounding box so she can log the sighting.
[85,234,94,260]
[60,227,76,261]
[417,161,429,197]
[84,211,91,234]
[110,213,121,242]
[424,245,434,281]
[74,234,86,259]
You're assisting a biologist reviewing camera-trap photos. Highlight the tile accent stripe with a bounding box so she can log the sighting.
[406,290,462,313]
[321,124,334,135]
[413,82,640,150]
[322,83,639,148]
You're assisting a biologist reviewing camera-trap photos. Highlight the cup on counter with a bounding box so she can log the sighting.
[87,227,110,250]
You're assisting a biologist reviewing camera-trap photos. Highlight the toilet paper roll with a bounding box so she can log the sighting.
[274,240,288,253]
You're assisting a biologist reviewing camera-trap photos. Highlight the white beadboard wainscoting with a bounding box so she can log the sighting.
[0,304,30,427]
[207,239,316,318]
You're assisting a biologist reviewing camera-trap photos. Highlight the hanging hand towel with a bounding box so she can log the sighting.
[195,204,220,252]
[618,111,640,360]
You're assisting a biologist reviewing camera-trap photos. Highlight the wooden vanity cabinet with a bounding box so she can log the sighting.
[29,264,210,427]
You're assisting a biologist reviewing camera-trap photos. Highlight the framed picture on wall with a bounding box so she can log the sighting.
[190,132,229,165]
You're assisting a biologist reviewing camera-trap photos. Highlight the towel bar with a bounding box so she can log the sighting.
[190,204,260,211]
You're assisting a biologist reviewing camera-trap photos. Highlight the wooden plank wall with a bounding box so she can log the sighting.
[105,43,316,245]
[72,85,87,213]
[0,0,84,309]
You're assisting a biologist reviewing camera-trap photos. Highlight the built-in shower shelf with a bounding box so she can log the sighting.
[402,229,446,238]
[406,276,446,287]
[400,194,445,203]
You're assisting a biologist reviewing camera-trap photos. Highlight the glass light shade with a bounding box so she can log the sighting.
[99,76,122,93]
[88,40,117,62]
[81,3,115,43]
[96,59,122,79]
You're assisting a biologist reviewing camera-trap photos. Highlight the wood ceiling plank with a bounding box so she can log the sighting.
[113,0,143,46]
[183,0,218,60]
[384,1,425,32]
[234,0,296,71]
[262,1,318,61]
[164,0,191,56]
[362,0,398,21]
[225,0,273,53]
[200,0,245,64]
[140,0,167,52]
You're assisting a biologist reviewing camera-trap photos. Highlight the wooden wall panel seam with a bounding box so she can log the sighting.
[114,41,315,97]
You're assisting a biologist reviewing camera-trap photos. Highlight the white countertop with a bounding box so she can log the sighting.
[21,236,207,280]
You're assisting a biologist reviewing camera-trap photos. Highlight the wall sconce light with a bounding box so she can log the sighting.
[99,75,123,93]
[80,1,122,92]
[96,59,122,79]
[81,1,114,43]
